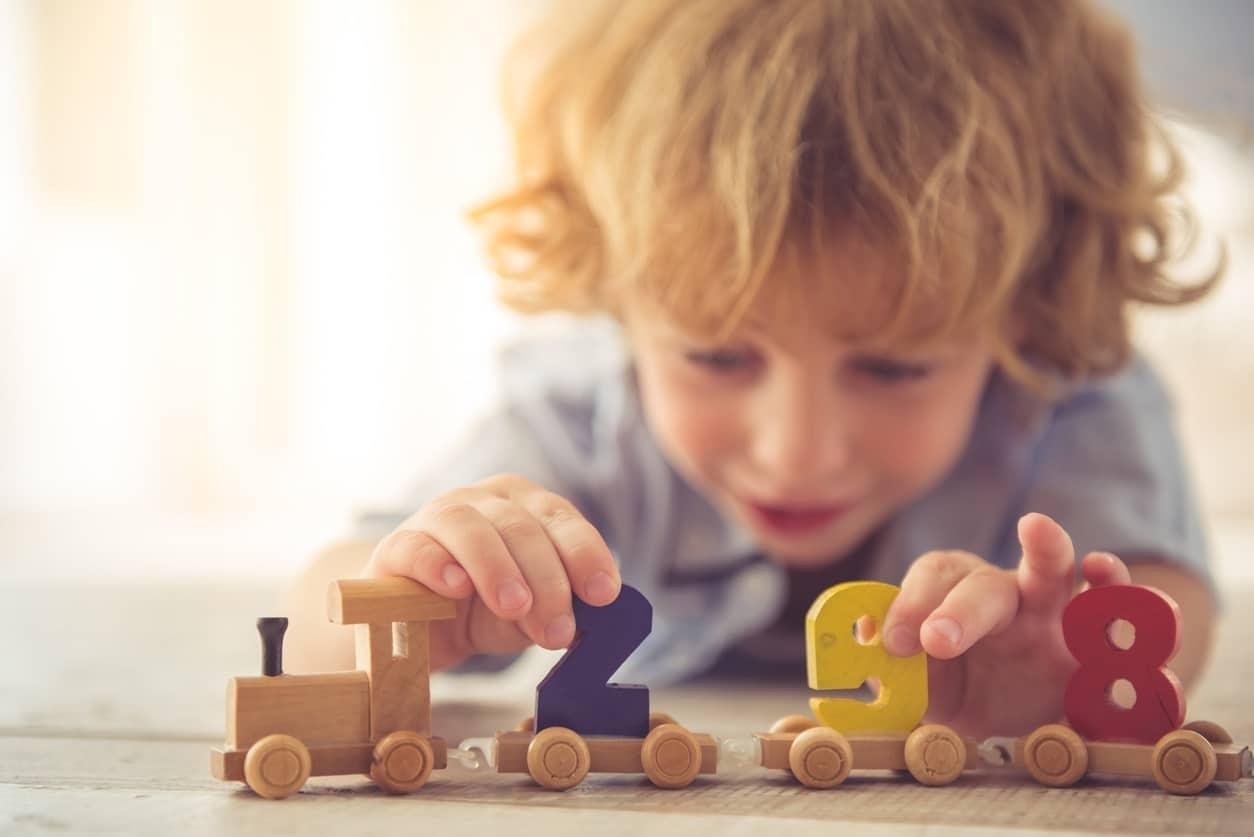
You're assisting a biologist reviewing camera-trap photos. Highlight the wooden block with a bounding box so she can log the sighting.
[493,730,717,775]
[496,730,531,773]
[535,585,651,738]
[806,581,927,734]
[226,672,369,750]
[1214,744,1250,782]
[1086,740,1152,777]
[211,738,447,782]
[756,732,796,770]
[355,621,431,739]
[328,578,456,625]
[1062,585,1185,744]
[755,731,979,771]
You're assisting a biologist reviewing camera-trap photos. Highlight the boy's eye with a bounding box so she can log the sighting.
[852,356,934,382]
[683,348,757,372]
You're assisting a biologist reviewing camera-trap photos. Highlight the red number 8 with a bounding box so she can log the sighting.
[1062,584,1185,744]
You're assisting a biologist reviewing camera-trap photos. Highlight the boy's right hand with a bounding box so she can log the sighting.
[361,473,620,672]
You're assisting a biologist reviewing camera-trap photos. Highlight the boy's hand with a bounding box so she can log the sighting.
[362,473,620,671]
[882,512,1130,737]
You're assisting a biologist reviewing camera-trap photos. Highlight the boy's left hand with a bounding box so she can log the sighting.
[881,512,1130,738]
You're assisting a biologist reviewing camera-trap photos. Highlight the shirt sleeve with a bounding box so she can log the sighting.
[1012,355,1216,601]
[350,327,626,542]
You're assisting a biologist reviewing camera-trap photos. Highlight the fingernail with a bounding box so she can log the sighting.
[441,563,469,588]
[498,578,530,611]
[887,625,918,655]
[585,571,618,604]
[545,614,575,647]
[925,617,962,649]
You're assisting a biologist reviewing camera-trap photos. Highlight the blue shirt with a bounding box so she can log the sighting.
[355,319,1214,684]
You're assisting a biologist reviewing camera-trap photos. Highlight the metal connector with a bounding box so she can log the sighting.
[978,737,1017,768]
[717,735,763,769]
[450,737,497,771]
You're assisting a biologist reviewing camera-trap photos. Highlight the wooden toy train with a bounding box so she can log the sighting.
[210,578,1252,799]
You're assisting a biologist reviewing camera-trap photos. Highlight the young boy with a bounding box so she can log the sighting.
[283,0,1220,738]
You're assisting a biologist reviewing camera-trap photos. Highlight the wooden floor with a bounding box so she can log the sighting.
[2,577,1252,836]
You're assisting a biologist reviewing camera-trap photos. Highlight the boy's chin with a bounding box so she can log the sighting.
[752,529,859,569]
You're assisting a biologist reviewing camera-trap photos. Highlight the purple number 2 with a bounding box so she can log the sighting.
[534,584,652,738]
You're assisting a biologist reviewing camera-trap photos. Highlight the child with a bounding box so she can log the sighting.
[283,0,1221,738]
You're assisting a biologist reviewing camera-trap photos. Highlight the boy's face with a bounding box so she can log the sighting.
[625,261,997,568]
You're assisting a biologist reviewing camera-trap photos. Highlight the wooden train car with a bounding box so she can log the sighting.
[1011,720,1252,795]
[489,713,718,790]
[754,714,979,788]
[210,578,454,799]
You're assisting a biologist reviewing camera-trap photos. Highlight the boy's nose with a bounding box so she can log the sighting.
[748,380,852,489]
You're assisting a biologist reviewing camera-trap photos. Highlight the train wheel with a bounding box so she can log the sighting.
[370,731,435,794]
[1152,730,1218,795]
[1022,724,1088,788]
[517,716,536,733]
[1181,720,1233,744]
[770,714,818,734]
[243,734,312,799]
[904,724,966,786]
[788,727,852,788]
[642,724,701,788]
[526,727,591,790]
[648,712,678,731]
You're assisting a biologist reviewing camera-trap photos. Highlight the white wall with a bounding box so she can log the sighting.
[2,1,527,576]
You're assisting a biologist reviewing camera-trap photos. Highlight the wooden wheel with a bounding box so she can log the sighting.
[904,724,966,786]
[770,714,818,734]
[1022,724,1088,788]
[243,734,311,800]
[370,731,434,794]
[648,711,678,731]
[1152,730,1218,795]
[641,723,701,789]
[1181,720,1233,744]
[787,727,853,788]
[517,716,536,733]
[526,727,591,790]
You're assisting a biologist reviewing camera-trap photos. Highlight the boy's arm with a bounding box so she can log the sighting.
[1125,558,1216,690]
[278,540,375,674]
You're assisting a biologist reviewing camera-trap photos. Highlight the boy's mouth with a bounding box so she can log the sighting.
[746,501,849,536]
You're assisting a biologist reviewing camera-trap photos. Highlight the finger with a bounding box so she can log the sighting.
[883,550,985,656]
[414,499,535,621]
[1079,550,1132,589]
[365,527,474,599]
[465,599,533,656]
[919,567,1019,659]
[477,497,577,650]
[1016,512,1077,615]
[515,489,620,606]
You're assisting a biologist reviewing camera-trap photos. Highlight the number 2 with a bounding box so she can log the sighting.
[535,584,652,738]
[807,581,927,733]
[1062,584,1185,744]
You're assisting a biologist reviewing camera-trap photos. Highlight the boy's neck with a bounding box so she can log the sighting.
[773,527,882,633]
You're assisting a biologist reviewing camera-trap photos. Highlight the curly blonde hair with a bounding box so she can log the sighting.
[469,0,1219,387]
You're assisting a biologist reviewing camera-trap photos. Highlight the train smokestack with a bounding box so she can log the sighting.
[257,617,288,677]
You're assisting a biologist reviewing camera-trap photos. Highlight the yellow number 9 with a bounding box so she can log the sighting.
[806,580,927,733]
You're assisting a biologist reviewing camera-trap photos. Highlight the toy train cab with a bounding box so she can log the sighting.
[210,578,455,799]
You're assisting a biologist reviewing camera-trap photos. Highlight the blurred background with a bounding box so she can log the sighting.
[2,0,1253,584]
